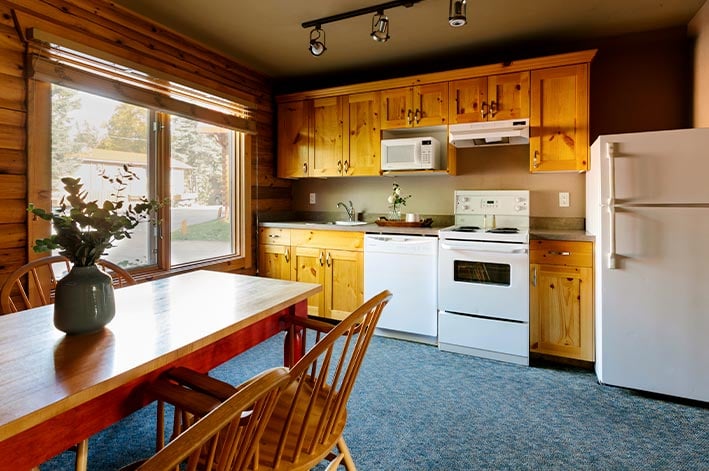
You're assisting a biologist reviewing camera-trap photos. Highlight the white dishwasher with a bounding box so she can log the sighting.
[364,234,438,344]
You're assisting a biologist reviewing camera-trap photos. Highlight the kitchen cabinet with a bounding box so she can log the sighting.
[344,91,381,176]
[277,93,380,178]
[530,240,593,361]
[258,228,292,280]
[380,83,448,129]
[289,229,364,321]
[311,96,344,177]
[530,64,589,172]
[449,72,530,124]
[276,100,310,178]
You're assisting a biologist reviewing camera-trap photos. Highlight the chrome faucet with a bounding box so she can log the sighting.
[337,200,355,222]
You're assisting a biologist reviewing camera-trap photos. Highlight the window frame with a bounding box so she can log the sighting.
[26,53,253,279]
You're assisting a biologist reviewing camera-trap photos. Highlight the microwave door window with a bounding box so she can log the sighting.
[388,144,416,164]
[453,260,511,286]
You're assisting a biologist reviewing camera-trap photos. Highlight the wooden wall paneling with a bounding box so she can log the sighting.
[0,120,25,150]
[0,149,25,174]
[10,4,262,105]
[0,174,24,199]
[0,73,25,111]
[0,223,25,248]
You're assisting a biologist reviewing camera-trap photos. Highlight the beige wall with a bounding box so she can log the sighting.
[292,145,585,219]
[690,0,709,127]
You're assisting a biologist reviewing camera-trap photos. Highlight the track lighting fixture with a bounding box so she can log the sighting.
[371,11,390,42]
[448,0,467,27]
[308,25,327,56]
[302,0,421,54]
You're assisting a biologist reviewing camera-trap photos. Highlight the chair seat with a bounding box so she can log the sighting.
[257,381,348,471]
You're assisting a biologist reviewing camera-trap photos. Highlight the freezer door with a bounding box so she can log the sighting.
[596,204,709,402]
[599,128,709,205]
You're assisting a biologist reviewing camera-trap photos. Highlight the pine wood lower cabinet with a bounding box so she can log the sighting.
[258,228,292,280]
[259,228,364,321]
[530,240,594,361]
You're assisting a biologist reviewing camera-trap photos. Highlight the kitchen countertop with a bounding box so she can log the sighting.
[529,229,594,242]
[259,221,441,236]
[260,222,594,241]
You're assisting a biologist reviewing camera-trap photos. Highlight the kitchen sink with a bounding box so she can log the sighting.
[334,221,367,226]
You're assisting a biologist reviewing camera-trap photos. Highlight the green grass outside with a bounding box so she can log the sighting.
[171,218,231,241]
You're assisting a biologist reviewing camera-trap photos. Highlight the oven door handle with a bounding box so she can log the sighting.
[440,241,528,254]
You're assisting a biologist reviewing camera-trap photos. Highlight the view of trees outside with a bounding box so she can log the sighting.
[50,84,235,268]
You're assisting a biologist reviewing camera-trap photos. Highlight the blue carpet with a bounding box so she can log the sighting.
[44,334,708,470]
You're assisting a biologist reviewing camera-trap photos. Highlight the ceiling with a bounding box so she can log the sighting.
[114,0,705,82]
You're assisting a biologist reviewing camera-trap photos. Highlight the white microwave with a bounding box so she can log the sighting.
[381,136,441,171]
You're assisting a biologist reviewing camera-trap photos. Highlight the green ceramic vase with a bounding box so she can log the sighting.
[54,264,115,335]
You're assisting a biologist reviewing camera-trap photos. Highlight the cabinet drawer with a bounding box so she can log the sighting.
[291,230,363,251]
[530,240,592,267]
[259,227,291,245]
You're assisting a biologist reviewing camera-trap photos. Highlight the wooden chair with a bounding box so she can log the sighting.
[132,367,291,471]
[0,255,136,314]
[0,255,136,471]
[150,290,392,470]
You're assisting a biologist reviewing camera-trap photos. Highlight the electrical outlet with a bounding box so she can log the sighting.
[559,192,570,208]
[309,193,316,204]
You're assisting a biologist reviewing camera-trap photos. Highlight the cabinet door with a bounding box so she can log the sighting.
[380,87,412,129]
[345,92,381,176]
[292,246,325,316]
[530,64,589,172]
[311,96,343,177]
[449,77,487,124]
[488,71,529,121]
[530,264,593,361]
[258,244,291,281]
[277,101,310,178]
[414,82,448,127]
[324,249,363,320]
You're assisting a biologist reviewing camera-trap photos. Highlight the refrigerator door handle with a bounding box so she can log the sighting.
[605,142,617,269]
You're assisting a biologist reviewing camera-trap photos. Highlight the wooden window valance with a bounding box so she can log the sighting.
[25,28,257,134]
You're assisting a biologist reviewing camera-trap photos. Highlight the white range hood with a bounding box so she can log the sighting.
[449,118,529,148]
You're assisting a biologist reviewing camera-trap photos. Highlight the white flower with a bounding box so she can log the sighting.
[387,195,395,204]
[395,187,401,196]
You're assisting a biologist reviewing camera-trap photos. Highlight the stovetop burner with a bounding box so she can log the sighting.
[486,227,519,234]
[455,226,480,232]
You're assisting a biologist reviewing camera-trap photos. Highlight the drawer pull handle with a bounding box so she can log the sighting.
[285,248,290,263]
[268,234,280,239]
[548,251,571,256]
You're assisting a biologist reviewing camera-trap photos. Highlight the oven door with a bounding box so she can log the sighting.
[438,239,529,322]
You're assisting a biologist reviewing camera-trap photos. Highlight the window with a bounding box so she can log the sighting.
[29,40,253,275]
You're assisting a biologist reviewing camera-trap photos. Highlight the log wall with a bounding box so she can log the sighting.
[0,0,291,286]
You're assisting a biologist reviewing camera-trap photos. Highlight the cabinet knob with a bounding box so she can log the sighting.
[406,109,413,124]
[533,150,540,168]
[303,162,308,174]
[337,160,342,172]
[343,160,350,173]
[490,100,498,117]
[414,109,421,124]
[481,101,488,119]
[285,248,290,263]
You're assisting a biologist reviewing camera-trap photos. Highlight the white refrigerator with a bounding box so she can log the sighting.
[587,128,709,403]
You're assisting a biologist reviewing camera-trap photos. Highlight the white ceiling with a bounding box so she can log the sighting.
[114,0,705,80]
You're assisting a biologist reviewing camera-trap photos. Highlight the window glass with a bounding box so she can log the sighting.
[170,115,235,265]
[51,84,153,268]
[49,84,243,270]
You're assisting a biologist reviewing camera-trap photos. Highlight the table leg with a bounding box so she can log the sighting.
[284,299,308,367]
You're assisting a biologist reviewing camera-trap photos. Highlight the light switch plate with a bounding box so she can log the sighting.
[309,193,316,204]
[559,192,570,207]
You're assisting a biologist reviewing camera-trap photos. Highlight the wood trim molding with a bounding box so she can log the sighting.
[276,49,598,103]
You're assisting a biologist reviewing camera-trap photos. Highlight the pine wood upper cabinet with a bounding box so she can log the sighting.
[311,96,344,177]
[530,64,589,172]
[380,83,448,129]
[449,72,530,124]
[344,91,381,176]
[276,100,310,178]
[530,240,594,361]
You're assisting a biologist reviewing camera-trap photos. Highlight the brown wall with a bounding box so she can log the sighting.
[0,0,293,284]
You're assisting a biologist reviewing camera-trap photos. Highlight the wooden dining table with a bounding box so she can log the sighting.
[0,270,321,471]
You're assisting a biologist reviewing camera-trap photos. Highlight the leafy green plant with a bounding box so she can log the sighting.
[28,167,162,266]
